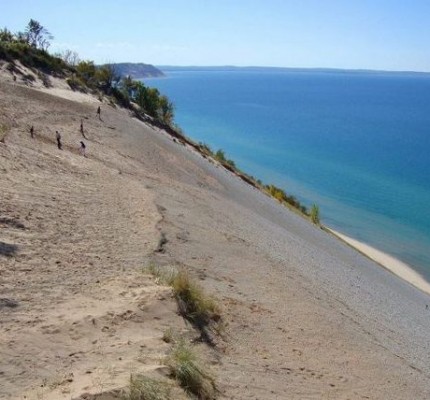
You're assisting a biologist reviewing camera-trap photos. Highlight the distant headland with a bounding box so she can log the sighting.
[111,62,165,78]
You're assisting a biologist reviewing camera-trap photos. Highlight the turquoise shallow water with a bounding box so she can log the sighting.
[146,69,430,280]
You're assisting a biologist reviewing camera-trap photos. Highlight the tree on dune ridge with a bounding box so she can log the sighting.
[25,19,53,51]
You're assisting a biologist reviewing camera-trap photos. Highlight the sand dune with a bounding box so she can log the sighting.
[1,71,430,399]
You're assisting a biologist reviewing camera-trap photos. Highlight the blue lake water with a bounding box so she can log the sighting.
[146,69,430,280]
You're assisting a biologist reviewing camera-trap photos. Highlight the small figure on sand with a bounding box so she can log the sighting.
[79,141,86,157]
[30,125,34,139]
[55,130,62,150]
[13,75,16,82]
[96,106,101,120]
[80,119,86,138]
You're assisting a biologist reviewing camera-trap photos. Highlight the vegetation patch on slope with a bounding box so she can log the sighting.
[147,264,224,344]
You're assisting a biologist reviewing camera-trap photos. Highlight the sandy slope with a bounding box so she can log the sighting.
[1,72,430,399]
[0,77,187,399]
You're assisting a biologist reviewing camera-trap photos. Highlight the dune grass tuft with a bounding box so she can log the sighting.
[145,263,177,285]
[167,341,216,400]
[122,375,171,400]
[171,270,220,328]
[162,327,175,344]
[146,265,223,343]
[0,124,9,143]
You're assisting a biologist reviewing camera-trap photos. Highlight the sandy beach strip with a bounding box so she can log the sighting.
[327,227,430,295]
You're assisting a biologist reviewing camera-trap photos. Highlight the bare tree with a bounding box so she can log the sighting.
[25,19,53,50]
[60,49,80,67]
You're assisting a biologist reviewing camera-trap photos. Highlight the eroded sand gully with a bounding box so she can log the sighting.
[1,74,430,399]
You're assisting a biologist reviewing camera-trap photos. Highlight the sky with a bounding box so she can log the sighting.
[2,0,430,72]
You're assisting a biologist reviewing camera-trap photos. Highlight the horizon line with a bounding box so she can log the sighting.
[152,64,430,75]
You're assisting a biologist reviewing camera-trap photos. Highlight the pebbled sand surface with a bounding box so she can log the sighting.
[1,73,430,399]
[328,228,430,295]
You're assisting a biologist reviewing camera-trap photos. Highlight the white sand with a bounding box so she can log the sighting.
[39,86,100,103]
[328,228,430,295]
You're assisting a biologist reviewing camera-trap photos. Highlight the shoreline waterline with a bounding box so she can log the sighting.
[327,227,430,296]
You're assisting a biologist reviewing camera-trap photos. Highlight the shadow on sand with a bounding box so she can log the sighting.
[0,241,18,257]
[0,217,26,230]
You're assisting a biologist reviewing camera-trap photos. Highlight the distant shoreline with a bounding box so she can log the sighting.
[327,227,430,295]
[157,65,430,77]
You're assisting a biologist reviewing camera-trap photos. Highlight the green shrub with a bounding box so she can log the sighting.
[1,41,67,75]
[158,95,175,125]
[224,158,236,169]
[112,86,131,107]
[310,204,320,225]
[266,184,308,215]
[199,142,213,156]
[214,150,226,163]
[167,341,216,400]
[0,28,14,43]
[66,76,87,92]
[76,60,97,86]
[0,43,12,61]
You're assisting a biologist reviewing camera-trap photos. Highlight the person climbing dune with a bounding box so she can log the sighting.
[55,130,62,150]
[80,119,86,138]
[79,140,86,157]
